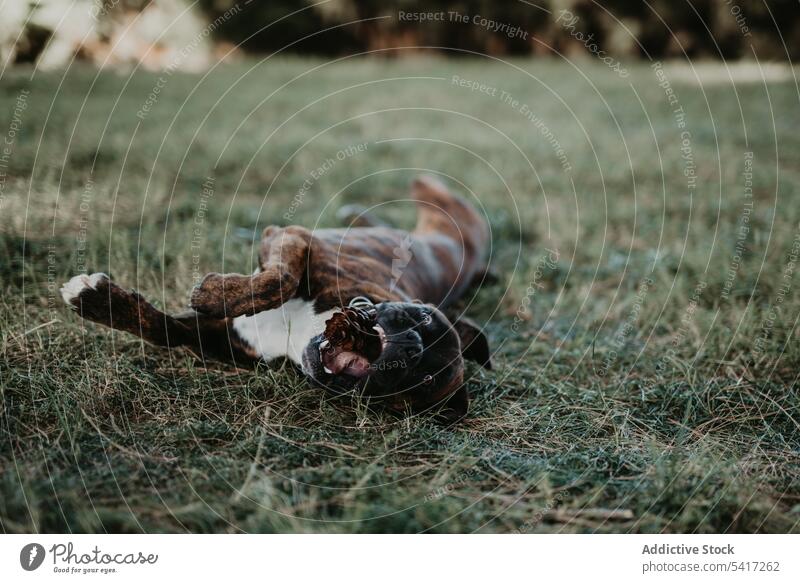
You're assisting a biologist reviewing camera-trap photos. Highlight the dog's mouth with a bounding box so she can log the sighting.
[302,301,426,397]
[319,325,386,378]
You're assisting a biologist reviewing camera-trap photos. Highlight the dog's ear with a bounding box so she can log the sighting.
[452,316,492,370]
[434,384,469,425]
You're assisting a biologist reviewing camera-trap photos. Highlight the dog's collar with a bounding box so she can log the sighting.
[348,296,375,309]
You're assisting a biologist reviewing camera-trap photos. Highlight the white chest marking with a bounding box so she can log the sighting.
[232,299,336,366]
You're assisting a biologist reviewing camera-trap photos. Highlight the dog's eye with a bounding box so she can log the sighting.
[422,374,434,385]
[421,312,433,326]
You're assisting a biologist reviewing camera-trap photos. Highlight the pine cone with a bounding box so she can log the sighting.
[324,305,381,360]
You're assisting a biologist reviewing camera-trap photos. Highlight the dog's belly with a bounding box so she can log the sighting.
[232,299,335,366]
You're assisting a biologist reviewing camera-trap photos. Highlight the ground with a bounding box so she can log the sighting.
[1,57,798,533]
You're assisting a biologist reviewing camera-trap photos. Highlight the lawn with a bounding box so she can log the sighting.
[1,56,799,533]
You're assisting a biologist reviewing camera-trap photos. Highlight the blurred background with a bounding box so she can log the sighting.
[2,0,798,72]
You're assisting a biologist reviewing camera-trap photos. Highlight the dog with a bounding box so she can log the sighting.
[60,176,492,423]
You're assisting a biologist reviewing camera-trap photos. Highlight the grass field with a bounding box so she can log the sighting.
[1,57,799,533]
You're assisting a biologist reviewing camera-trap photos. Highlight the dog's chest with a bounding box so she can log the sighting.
[232,299,335,365]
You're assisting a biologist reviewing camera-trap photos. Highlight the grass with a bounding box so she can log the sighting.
[1,56,799,533]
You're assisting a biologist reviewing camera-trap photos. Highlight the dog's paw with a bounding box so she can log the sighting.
[189,272,226,317]
[61,273,110,309]
[61,273,123,327]
[61,273,146,328]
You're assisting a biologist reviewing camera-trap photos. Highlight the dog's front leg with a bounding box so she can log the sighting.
[190,226,310,318]
[62,273,183,345]
[61,273,257,364]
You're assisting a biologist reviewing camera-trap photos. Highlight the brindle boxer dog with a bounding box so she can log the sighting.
[61,176,491,423]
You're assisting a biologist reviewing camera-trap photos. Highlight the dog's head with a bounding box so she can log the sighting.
[301,300,491,423]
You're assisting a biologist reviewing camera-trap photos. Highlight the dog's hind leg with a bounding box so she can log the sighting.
[61,273,257,363]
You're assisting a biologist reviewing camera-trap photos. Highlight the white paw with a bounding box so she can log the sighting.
[60,273,109,305]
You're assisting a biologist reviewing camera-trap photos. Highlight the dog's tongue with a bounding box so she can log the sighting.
[324,348,370,378]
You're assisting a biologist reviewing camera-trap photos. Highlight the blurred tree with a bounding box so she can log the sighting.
[197,0,361,55]
[197,0,800,60]
[5,0,799,66]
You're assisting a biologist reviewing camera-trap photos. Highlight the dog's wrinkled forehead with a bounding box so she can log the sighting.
[376,303,457,347]
[376,300,444,328]
[375,301,463,373]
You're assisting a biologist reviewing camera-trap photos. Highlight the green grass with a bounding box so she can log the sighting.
[1,56,799,533]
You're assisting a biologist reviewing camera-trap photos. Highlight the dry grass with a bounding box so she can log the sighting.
[1,57,799,533]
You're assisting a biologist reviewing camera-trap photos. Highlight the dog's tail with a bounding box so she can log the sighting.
[411,175,489,271]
